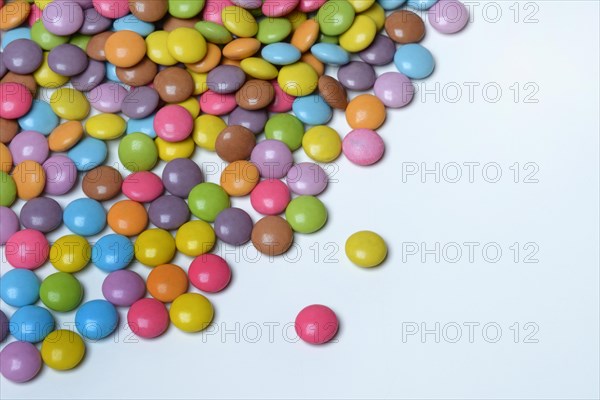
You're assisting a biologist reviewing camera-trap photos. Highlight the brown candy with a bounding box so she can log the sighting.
[385,10,425,44]
[87,31,113,61]
[235,80,274,111]
[153,67,194,103]
[0,72,37,95]
[251,216,294,256]
[162,16,201,31]
[129,0,168,22]
[318,75,348,110]
[215,125,256,162]
[82,166,123,201]
[116,57,158,86]
[0,118,19,144]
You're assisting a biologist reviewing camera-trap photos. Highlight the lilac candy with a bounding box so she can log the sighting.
[2,39,43,74]
[148,195,190,230]
[162,158,204,198]
[73,0,94,9]
[102,270,146,307]
[43,155,78,195]
[0,310,8,341]
[286,162,328,195]
[9,130,49,164]
[359,35,396,66]
[373,72,414,108]
[20,197,63,233]
[231,0,262,8]
[0,206,19,245]
[48,43,89,76]
[80,8,112,34]
[42,0,84,36]
[72,59,106,91]
[250,139,293,179]
[121,86,160,119]
[0,341,42,383]
[87,82,128,113]
[228,107,267,134]
[428,0,469,34]
[337,61,376,91]
[214,207,253,245]
[206,65,246,94]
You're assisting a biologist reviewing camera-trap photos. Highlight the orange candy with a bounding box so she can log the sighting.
[186,43,221,73]
[220,160,259,197]
[0,143,12,173]
[107,200,148,236]
[345,94,386,130]
[291,20,320,53]
[146,264,188,303]
[104,31,147,68]
[48,121,84,152]
[12,160,45,200]
[0,0,30,30]
[300,53,324,76]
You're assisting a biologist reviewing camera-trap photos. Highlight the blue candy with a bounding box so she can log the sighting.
[1,27,31,50]
[67,137,108,171]
[394,44,435,79]
[310,43,350,66]
[293,94,333,125]
[92,234,134,272]
[113,15,155,37]
[407,0,438,10]
[63,198,106,237]
[261,43,301,65]
[0,269,40,307]
[105,63,121,82]
[127,113,157,138]
[377,0,407,10]
[75,300,119,340]
[9,305,55,343]
[18,100,59,135]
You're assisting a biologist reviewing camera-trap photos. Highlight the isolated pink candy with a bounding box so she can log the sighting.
[342,129,385,166]
[295,304,339,344]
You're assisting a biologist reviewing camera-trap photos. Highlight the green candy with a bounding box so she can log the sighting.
[194,21,233,45]
[69,34,91,52]
[188,183,230,222]
[285,196,328,234]
[168,0,206,19]
[316,0,355,36]
[0,172,16,207]
[118,132,158,172]
[31,20,69,51]
[39,272,83,312]
[319,33,339,44]
[256,18,292,44]
[265,114,304,151]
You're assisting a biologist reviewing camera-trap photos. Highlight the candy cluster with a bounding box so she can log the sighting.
[0,0,469,383]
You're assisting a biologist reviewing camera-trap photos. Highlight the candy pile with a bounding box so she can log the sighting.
[0,0,469,383]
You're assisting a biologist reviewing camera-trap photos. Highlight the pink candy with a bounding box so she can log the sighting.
[199,90,237,116]
[5,229,49,270]
[188,254,232,293]
[295,304,339,345]
[92,0,129,19]
[122,171,164,203]
[0,82,33,119]
[250,179,291,215]
[268,81,295,113]
[203,0,234,24]
[342,129,385,166]
[154,105,193,142]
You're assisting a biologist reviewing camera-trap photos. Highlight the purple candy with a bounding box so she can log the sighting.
[358,35,396,66]
[286,162,328,196]
[73,0,94,9]
[250,139,293,179]
[214,207,253,245]
[0,206,19,245]
[228,107,267,134]
[337,61,376,91]
[72,59,106,91]
[8,130,49,164]
[0,341,42,383]
[162,158,204,198]
[102,270,146,307]
[148,195,190,230]
[121,86,160,119]
[87,82,128,113]
[2,39,43,74]
[80,7,112,34]
[42,0,84,36]
[43,155,78,195]
[428,0,469,34]
[48,43,89,76]
[231,0,262,8]
[373,72,414,108]
[0,57,7,78]
[206,65,246,94]
[20,197,63,233]
[0,310,8,341]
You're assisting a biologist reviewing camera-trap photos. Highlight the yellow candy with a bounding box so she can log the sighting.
[360,2,385,30]
[50,235,91,273]
[240,57,278,80]
[170,293,214,332]
[155,137,195,161]
[222,6,258,38]
[134,228,176,267]
[177,96,200,117]
[175,220,216,256]
[34,0,52,9]
[302,125,341,162]
[41,330,86,371]
[85,113,126,140]
[347,0,376,12]
[49,88,90,120]
[278,62,318,97]
[339,15,377,53]
[345,231,387,268]
[167,27,207,64]
[34,53,68,88]
[192,114,226,151]
[146,31,178,66]
[187,70,209,96]
[287,10,307,30]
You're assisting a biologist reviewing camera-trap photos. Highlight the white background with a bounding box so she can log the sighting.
[1,1,599,399]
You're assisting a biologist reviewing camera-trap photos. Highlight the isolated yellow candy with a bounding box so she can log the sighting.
[170,293,214,332]
[345,231,387,268]
[41,330,86,370]
[85,114,126,140]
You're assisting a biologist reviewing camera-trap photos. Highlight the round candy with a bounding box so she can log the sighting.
[43,155,78,195]
[122,171,164,203]
[102,270,146,307]
[206,65,245,94]
[82,166,123,201]
[148,195,190,230]
[63,198,106,236]
[48,43,89,76]
[285,195,328,233]
[339,14,377,52]
[0,83,32,119]
[373,72,414,108]
[169,293,214,332]
[128,298,169,338]
[9,305,54,343]
[265,114,304,151]
[251,215,294,256]
[251,179,291,215]
[345,94,386,130]
[42,0,84,35]
[0,269,40,307]
[12,160,46,200]
[116,57,157,86]
[75,300,118,340]
[316,0,355,35]
[251,140,293,179]
[0,341,42,383]
[214,207,253,245]
[72,59,106,91]
[67,137,108,171]
[277,61,318,97]
[161,158,204,198]
[175,220,216,256]
[92,234,134,272]
[215,125,256,162]
[0,311,7,342]
[146,263,188,303]
[192,114,227,149]
[342,128,385,166]
[292,94,333,125]
[49,88,90,120]
[222,6,257,37]
[385,10,425,44]
[18,100,59,135]
[153,66,194,103]
[105,31,146,68]
[188,183,231,222]
[121,86,160,119]
[9,130,49,165]
[118,132,158,172]
[199,90,237,116]
[302,125,342,163]
[219,160,260,196]
[134,229,176,266]
[87,82,127,113]
[107,200,148,236]
[81,8,112,35]
[394,43,435,79]
[33,52,68,87]
[235,79,275,110]
[40,329,85,370]
[3,39,43,74]
[268,80,295,112]
[20,197,62,232]
[154,105,193,142]
[40,272,83,312]
[345,230,387,267]
[188,254,232,293]
[358,34,396,65]
[310,43,349,66]
[227,107,268,134]
[85,113,127,140]
[337,61,376,91]
[146,30,177,65]
[0,206,19,245]
[5,229,49,270]
[0,171,16,206]
[428,0,469,34]
[261,42,300,65]
[295,304,339,344]
[50,234,91,273]
[286,162,328,196]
